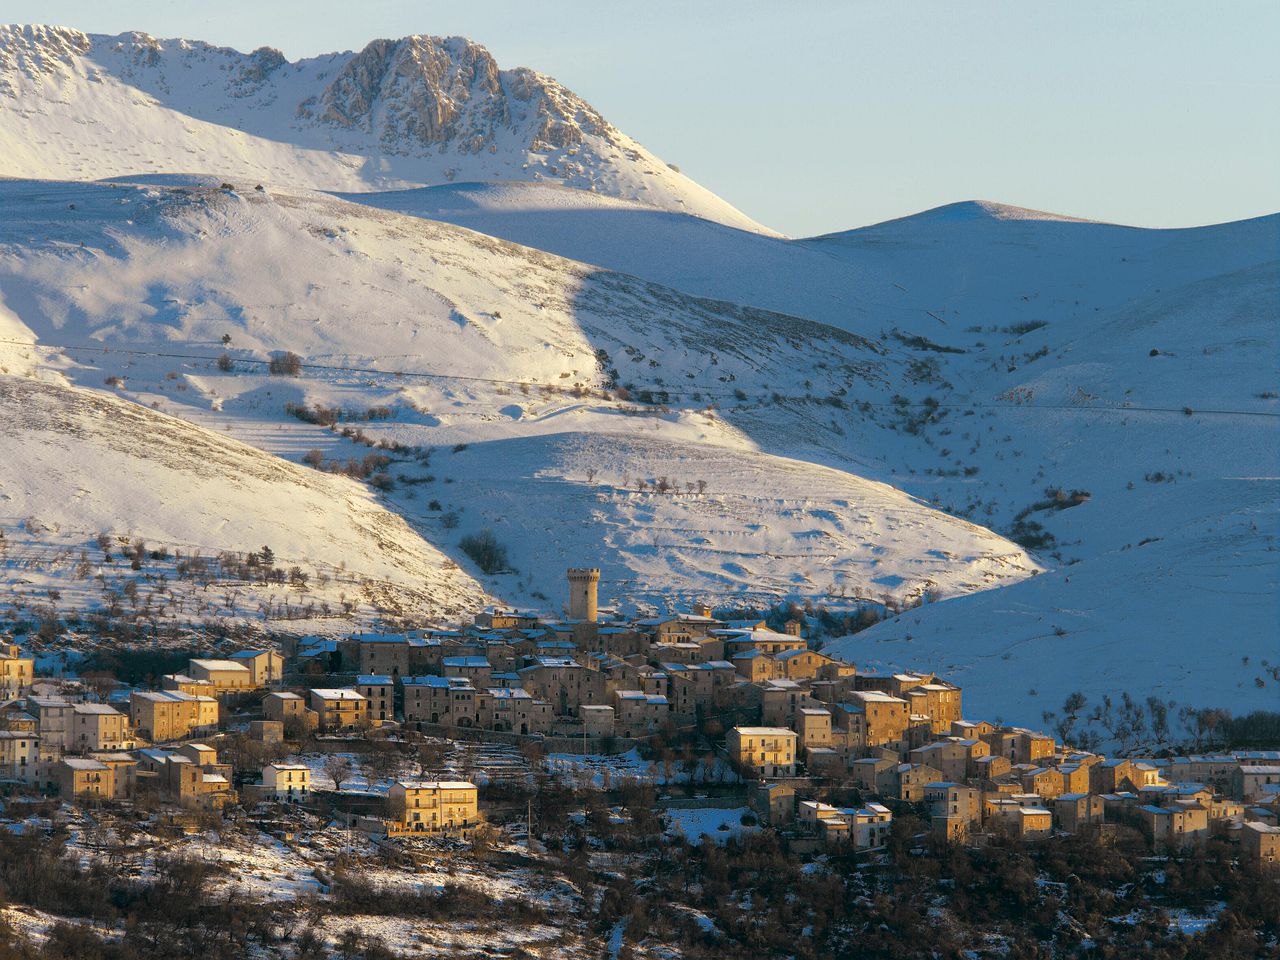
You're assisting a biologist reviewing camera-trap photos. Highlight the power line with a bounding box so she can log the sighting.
[4,336,1278,420]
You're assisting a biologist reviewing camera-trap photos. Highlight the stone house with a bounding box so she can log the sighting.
[796,708,833,750]
[850,756,898,795]
[1234,765,1280,802]
[161,674,217,697]
[612,689,669,736]
[728,726,798,778]
[71,704,132,752]
[1241,821,1280,867]
[731,650,783,683]
[402,675,474,727]
[972,754,1012,781]
[904,682,964,734]
[187,659,255,694]
[29,696,76,752]
[925,782,982,828]
[1055,793,1105,832]
[896,762,945,802]
[579,704,615,737]
[752,782,796,824]
[0,643,34,697]
[845,691,911,753]
[308,689,369,732]
[356,676,395,724]
[761,679,820,726]
[386,780,480,836]
[720,629,806,658]
[517,657,604,716]
[0,730,37,781]
[129,690,217,742]
[262,763,310,801]
[775,649,843,682]
[90,753,137,799]
[482,687,552,734]
[442,656,494,688]
[1020,766,1065,802]
[263,691,316,730]
[227,649,284,687]
[1138,803,1210,850]
[353,634,413,678]
[58,757,114,800]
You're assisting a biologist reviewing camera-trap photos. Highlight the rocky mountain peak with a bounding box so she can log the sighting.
[302,33,611,157]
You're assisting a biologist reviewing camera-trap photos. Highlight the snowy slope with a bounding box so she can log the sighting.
[829,475,1279,725]
[0,24,770,233]
[0,176,1038,616]
[345,181,1280,721]
[0,372,490,631]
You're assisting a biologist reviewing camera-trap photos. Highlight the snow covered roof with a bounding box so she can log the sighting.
[310,688,367,701]
[733,726,797,737]
[29,696,73,707]
[442,656,490,668]
[73,703,122,715]
[62,758,107,770]
[403,675,469,689]
[132,690,182,703]
[852,690,907,704]
[357,675,393,686]
[189,659,252,672]
[486,687,532,699]
[526,656,580,669]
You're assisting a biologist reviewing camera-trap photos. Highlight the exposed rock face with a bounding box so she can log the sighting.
[0,23,89,91]
[308,35,612,157]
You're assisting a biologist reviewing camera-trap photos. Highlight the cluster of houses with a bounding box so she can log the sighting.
[0,643,478,838]
[1,572,1278,864]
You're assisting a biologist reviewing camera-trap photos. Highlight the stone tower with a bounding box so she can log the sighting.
[567,567,600,622]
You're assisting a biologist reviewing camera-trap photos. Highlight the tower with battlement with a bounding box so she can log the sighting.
[566,567,600,622]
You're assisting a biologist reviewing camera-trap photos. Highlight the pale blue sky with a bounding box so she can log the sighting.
[10,0,1279,235]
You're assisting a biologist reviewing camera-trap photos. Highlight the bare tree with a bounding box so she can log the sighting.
[324,755,355,792]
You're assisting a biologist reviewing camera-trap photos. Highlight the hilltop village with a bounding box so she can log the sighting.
[2,567,1277,866]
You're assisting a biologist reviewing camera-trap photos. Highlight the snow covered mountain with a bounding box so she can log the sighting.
[0,24,769,232]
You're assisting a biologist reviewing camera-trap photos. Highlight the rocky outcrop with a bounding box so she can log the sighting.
[0,23,89,92]
[307,35,616,157]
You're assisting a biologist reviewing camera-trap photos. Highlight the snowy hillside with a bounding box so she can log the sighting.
[0,372,490,634]
[0,176,1038,618]
[347,181,1280,721]
[0,24,770,232]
